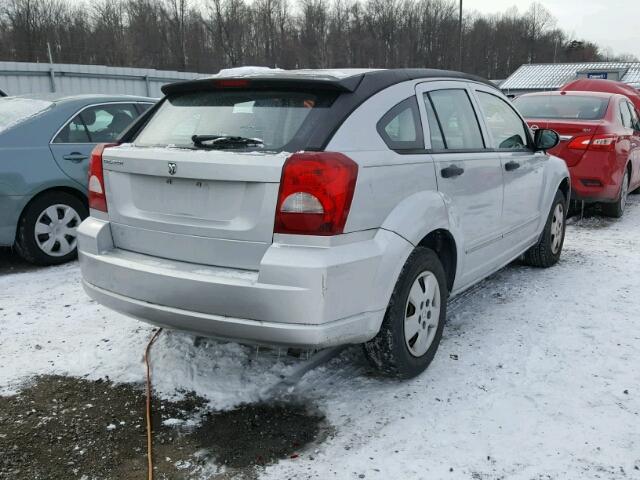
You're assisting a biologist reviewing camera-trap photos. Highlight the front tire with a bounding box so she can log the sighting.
[364,247,447,378]
[15,191,88,266]
[522,189,566,268]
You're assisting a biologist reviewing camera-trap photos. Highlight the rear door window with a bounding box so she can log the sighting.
[620,101,633,128]
[136,102,154,114]
[424,89,485,150]
[621,101,638,129]
[376,96,424,150]
[81,104,138,142]
[627,102,640,130]
[54,103,138,143]
[53,114,90,143]
[422,97,446,150]
[135,90,334,151]
[476,91,529,150]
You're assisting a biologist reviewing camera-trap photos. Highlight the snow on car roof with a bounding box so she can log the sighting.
[14,93,156,103]
[0,97,53,134]
[211,66,383,80]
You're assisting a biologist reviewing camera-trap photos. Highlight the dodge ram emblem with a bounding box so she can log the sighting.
[168,162,177,175]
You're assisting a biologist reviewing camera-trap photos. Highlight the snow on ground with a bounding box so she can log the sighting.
[1,199,640,479]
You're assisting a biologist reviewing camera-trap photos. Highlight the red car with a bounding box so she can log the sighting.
[561,78,640,112]
[514,91,640,217]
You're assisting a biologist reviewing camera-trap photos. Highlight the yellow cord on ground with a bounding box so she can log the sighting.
[144,328,163,480]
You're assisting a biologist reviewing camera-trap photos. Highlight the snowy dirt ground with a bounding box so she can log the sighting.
[1,198,640,479]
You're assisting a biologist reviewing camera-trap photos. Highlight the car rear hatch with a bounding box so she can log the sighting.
[527,119,603,167]
[101,76,359,270]
[103,147,287,270]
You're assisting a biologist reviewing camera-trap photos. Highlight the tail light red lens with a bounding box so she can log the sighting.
[567,134,617,152]
[274,152,358,235]
[567,135,592,150]
[88,143,117,212]
[215,79,250,88]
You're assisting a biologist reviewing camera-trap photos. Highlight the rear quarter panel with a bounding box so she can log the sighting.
[327,80,465,290]
[0,105,87,245]
[328,81,446,236]
[0,103,86,196]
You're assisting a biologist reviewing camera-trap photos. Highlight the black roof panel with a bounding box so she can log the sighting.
[161,68,497,96]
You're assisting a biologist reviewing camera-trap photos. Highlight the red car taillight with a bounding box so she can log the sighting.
[88,143,117,212]
[588,134,618,152]
[567,134,617,152]
[274,152,358,235]
[566,135,592,150]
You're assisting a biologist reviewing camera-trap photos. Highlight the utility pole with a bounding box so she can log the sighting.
[47,42,54,64]
[458,0,463,71]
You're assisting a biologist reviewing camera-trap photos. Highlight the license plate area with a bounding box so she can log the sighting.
[129,175,245,221]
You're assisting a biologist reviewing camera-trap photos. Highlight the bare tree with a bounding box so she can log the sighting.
[0,0,616,77]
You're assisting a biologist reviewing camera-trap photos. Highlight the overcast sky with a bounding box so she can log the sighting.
[463,0,640,58]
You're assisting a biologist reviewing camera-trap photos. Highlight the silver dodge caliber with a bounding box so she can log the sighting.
[78,69,569,378]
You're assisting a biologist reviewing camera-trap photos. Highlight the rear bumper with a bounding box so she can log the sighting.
[78,218,412,348]
[82,280,381,347]
[568,151,624,203]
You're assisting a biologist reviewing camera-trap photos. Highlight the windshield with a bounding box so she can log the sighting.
[514,95,609,120]
[135,90,333,151]
[0,98,53,132]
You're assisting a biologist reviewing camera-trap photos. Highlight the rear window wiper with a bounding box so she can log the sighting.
[191,134,264,149]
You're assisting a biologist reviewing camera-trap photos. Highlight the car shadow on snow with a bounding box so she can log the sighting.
[567,194,640,229]
[0,247,52,275]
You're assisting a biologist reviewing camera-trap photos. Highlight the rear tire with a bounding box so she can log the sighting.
[364,247,447,378]
[522,189,566,268]
[602,170,629,218]
[15,191,88,266]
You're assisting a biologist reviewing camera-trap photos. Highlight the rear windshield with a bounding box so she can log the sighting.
[0,98,53,132]
[135,90,334,151]
[514,95,609,120]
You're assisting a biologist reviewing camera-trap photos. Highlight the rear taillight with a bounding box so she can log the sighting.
[567,134,617,152]
[215,79,250,88]
[567,135,592,150]
[274,152,358,235]
[588,134,618,151]
[88,143,117,212]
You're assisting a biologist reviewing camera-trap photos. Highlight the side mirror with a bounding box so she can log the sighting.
[533,128,560,151]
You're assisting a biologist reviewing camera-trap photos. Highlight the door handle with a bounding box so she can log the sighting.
[441,165,464,178]
[505,161,520,171]
[62,152,88,163]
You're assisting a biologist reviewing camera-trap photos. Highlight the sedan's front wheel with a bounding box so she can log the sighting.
[364,247,447,378]
[15,191,88,265]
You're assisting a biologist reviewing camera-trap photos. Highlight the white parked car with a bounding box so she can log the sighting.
[78,69,569,378]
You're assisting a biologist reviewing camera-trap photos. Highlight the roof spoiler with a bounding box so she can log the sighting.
[161,74,364,96]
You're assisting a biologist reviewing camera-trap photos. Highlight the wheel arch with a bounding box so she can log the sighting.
[380,190,462,294]
[16,186,87,241]
[417,229,457,293]
[558,176,570,203]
